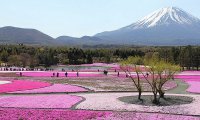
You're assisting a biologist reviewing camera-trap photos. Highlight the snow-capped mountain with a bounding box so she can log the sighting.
[124,7,200,29]
[95,7,200,45]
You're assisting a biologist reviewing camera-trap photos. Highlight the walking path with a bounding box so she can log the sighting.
[167,79,190,94]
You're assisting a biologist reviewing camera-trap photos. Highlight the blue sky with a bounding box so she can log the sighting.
[0,0,199,38]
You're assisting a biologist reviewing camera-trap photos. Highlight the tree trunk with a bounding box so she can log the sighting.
[138,88,142,100]
[159,90,165,98]
[152,92,159,104]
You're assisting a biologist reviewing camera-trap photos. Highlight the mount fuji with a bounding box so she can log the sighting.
[0,7,199,46]
[95,7,200,45]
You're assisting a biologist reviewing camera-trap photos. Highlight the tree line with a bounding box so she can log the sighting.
[0,45,144,68]
[0,45,199,70]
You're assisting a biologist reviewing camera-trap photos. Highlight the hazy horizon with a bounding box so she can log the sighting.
[0,0,199,38]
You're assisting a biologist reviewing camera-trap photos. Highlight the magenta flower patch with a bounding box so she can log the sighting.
[0,80,51,93]
[176,71,200,93]
[175,75,200,82]
[17,72,104,77]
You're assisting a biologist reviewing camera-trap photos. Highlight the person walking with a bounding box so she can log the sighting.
[52,73,55,77]
[65,72,68,77]
[20,72,22,77]
[77,72,79,77]
[117,72,120,77]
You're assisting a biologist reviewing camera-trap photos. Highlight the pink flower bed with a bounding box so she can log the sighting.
[0,108,111,120]
[10,84,88,93]
[186,81,200,93]
[175,75,200,82]
[0,95,82,109]
[0,80,51,93]
[176,71,200,93]
[0,108,199,120]
[17,72,105,77]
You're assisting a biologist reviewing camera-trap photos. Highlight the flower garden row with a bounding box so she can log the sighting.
[0,71,200,94]
[0,80,88,93]
[16,72,105,77]
[0,108,199,120]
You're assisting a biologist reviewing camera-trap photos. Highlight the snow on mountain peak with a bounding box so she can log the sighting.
[124,7,200,29]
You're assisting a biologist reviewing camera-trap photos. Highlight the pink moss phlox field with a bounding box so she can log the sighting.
[0,95,82,109]
[175,75,200,82]
[175,71,200,93]
[0,80,51,93]
[162,81,177,90]
[0,108,112,120]
[10,84,88,93]
[17,72,105,77]
[186,81,200,93]
[0,108,199,120]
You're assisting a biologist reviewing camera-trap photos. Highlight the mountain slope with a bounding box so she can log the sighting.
[55,36,103,45]
[0,26,103,46]
[56,36,79,45]
[95,7,200,45]
[0,26,55,45]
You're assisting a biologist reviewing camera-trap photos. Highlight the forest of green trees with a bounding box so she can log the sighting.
[0,45,199,70]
